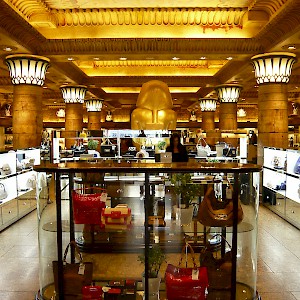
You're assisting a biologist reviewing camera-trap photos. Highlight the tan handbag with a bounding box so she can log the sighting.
[53,241,93,300]
[197,184,243,227]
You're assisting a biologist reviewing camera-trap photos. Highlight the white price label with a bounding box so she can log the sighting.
[192,269,199,280]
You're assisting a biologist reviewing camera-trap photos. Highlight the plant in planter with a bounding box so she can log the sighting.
[138,244,166,297]
[171,173,203,208]
[157,141,166,151]
[87,139,99,150]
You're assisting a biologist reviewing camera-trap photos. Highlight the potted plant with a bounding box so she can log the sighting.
[170,173,203,224]
[157,141,166,152]
[138,244,166,298]
[88,139,99,150]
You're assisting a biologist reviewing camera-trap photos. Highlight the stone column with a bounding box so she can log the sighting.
[85,98,103,131]
[65,103,83,149]
[199,98,220,146]
[60,85,87,149]
[215,84,242,148]
[252,52,297,165]
[5,54,50,150]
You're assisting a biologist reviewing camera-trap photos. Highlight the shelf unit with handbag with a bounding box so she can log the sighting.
[0,148,46,231]
[34,161,261,300]
[263,147,300,229]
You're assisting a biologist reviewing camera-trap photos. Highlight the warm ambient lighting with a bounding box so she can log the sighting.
[85,98,104,112]
[60,85,87,103]
[251,52,297,84]
[56,108,65,118]
[214,84,242,103]
[106,111,113,122]
[190,110,197,121]
[5,54,50,86]
[237,108,247,117]
[199,98,217,111]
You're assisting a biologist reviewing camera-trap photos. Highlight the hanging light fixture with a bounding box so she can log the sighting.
[199,98,217,111]
[214,84,242,103]
[60,85,87,103]
[251,52,297,84]
[106,111,113,122]
[237,108,247,117]
[190,110,197,121]
[85,98,104,112]
[5,54,50,86]
[56,108,65,118]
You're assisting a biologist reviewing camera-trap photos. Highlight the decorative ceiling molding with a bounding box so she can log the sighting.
[40,38,264,55]
[254,0,300,48]
[84,76,219,87]
[249,0,290,17]
[51,7,245,28]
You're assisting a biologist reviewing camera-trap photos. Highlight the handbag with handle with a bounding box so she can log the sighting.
[197,184,243,227]
[1,163,11,176]
[196,138,211,157]
[53,241,93,300]
[200,234,232,290]
[0,183,8,200]
[165,243,209,300]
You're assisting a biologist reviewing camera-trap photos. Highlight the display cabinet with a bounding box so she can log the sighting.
[35,160,261,300]
[0,148,42,231]
[262,147,300,229]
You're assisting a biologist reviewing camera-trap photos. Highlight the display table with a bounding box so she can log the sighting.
[34,161,261,300]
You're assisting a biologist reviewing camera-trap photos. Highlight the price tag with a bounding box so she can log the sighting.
[192,269,199,280]
[226,187,232,200]
[78,263,85,275]
[101,192,108,202]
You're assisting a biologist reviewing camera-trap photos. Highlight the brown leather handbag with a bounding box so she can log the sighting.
[197,184,243,227]
[53,241,93,300]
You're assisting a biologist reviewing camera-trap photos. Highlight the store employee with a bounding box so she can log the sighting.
[166,133,188,162]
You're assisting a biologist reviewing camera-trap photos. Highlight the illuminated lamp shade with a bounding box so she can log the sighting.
[60,85,87,103]
[251,52,297,84]
[199,98,217,111]
[190,110,197,121]
[85,98,103,112]
[214,84,242,103]
[5,54,50,86]
[237,108,247,117]
[106,111,113,122]
[56,108,65,118]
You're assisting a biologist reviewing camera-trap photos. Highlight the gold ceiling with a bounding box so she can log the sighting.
[0,0,299,116]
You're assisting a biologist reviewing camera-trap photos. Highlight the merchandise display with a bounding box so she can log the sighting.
[34,161,261,300]
[0,148,43,231]
[263,147,300,229]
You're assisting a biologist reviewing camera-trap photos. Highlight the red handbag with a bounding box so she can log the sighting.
[72,188,106,225]
[82,285,103,299]
[165,243,209,300]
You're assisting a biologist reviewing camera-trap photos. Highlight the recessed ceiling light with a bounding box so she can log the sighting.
[93,57,100,61]
[173,98,178,101]
[42,86,48,89]
[67,57,75,61]
[172,57,180,61]
[296,86,299,89]
[254,85,259,88]
[119,57,127,61]
[288,45,296,50]
[54,101,57,104]
[200,57,206,60]
[226,56,233,60]
[241,98,246,101]
[3,46,13,52]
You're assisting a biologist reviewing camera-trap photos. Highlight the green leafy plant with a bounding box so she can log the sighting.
[138,244,166,278]
[87,139,99,150]
[157,141,166,150]
[171,173,203,208]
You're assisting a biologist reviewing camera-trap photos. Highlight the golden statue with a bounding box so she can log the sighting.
[131,80,177,130]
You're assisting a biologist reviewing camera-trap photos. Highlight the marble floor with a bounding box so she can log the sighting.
[0,205,300,300]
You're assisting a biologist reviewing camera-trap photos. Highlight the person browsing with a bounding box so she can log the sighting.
[166,133,188,162]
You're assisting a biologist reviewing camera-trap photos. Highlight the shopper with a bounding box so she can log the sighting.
[166,133,188,162]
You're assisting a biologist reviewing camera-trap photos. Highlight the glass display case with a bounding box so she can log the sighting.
[34,161,261,300]
[262,147,300,229]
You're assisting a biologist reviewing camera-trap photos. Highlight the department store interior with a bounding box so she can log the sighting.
[0,1,300,300]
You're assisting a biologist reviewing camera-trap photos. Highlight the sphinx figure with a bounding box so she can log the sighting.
[131,80,177,130]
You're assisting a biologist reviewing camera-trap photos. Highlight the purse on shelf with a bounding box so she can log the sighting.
[294,157,300,174]
[197,184,244,227]
[101,204,132,230]
[0,163,11,176]
[200,234,232,290]
[165,243,209,300]
[21,158,35,169]
[53,241,93,300]
[72,188,107,225]
[196,138,211,157]
[0,183,8,200]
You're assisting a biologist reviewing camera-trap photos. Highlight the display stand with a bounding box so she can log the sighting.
[34,161,261,300]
